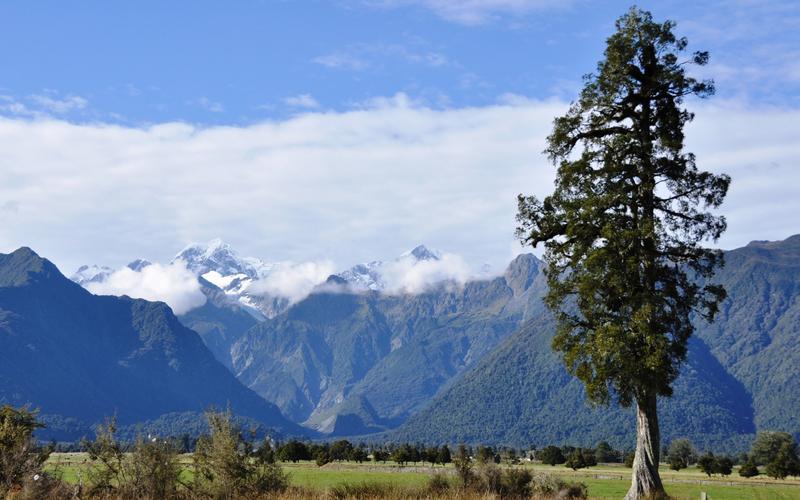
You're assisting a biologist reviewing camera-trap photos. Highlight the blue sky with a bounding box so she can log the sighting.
[2,0,797,124]
[1,1,799,284]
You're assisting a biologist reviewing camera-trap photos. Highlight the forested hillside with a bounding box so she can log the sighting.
[0,247,304,440]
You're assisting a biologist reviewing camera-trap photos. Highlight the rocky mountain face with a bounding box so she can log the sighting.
[229,254,543,434]
[0,247,304,440]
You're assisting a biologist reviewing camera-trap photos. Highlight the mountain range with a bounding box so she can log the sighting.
[0,247,303,440]
[3,235,798,451]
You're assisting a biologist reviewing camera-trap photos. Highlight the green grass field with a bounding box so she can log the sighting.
[45,454,800,499]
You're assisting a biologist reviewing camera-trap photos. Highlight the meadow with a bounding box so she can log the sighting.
[45,454,800,499]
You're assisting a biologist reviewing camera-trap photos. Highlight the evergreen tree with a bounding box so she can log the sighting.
[437,445,452,466]
[666,438,695,471]
[516,7,728,499]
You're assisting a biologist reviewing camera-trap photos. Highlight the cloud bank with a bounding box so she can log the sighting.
[249,260,337,304]
[0,97,798,276]
[382,252,473,294]
[87,262,206,315]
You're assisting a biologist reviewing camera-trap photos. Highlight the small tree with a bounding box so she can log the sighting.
[595,441,618,463]
[565,450,587,471]
[516,7,727,500]
[666,438,696,471]
[697,452,716,477]
[0,405,51,496]
[765,441,800,480]
[123,436,182,499]
[453,444,475,489]
[193,410,288,497]
[714,456,733,477]
[437,445,452,466]
[539,445,565,466]
[751,431,796,465]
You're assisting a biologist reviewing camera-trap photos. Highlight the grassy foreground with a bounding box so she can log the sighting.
[46,454,800,499]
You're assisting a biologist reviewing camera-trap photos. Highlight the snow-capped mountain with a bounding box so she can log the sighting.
[70,241,458,319]
[71,264,114,286]
[172,239,289,318]
[335,244,442,291]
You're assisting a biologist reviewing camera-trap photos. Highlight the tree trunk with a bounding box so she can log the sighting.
[625,392,665,500]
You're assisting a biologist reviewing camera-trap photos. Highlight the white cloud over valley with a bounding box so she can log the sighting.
[87,261,206,315]
[0,96,798,279]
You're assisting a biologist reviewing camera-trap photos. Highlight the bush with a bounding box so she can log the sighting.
[500,468,532,498]
[425,474,451,495]
[453,444,475,488]
[738,459,759,478]
[0,405,52,497]
[193,410,288,498]
[121,436,182,499]
[666,438,696,471]
[530,472,586,499]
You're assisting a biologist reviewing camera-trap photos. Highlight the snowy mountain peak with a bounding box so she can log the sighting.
[173,239,267,278]
[71,264,113,286]
[401,245,441,262]
[126,259,152,272]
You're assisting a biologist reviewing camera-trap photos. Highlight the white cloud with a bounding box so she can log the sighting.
[284,94,320,109]
[313,43,449,71]
[313,53,369,70]
[87,261,206,315]
[367,0,570,25]
[381,252,472,294]
[193,97,224,112]
[0,97,797,277]
[29,94,88,114]
[248,260,337,303]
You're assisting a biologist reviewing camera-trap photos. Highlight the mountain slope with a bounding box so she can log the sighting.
[0,247,304,439]
[231,254,543,434]
[392,236,800,451]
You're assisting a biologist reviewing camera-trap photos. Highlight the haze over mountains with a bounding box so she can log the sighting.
[1,236,798,451]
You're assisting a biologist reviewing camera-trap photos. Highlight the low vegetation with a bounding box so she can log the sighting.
[2,404,799,499]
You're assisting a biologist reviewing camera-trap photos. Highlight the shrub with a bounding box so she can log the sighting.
[193,410,288,498]
[666,438,696,471]
[0,405,52,497]
[329,481,393,499]
[425,474,451,495]
[121,436,182,499]
[738,459,759,478]
[500,468,532,498]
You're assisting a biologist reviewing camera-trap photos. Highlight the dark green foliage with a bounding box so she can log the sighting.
[517,6,727,496]
[695,452,732,477]
[738,458,759,478]
[0,405,51,496]
[750,431,795,465]
[276,439,311,462]
[516,7,727,410]
[475,445,495,464]
[715,455,733,476]
[697,452,716,477]
[539,445,565,466]
[765,441,800,480]
[437,445,451,465]
[564,448,596,470]
[666,438,696,471]
[594,441,619,463]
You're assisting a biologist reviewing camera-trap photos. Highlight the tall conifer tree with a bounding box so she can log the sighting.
[516,8,729,498]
